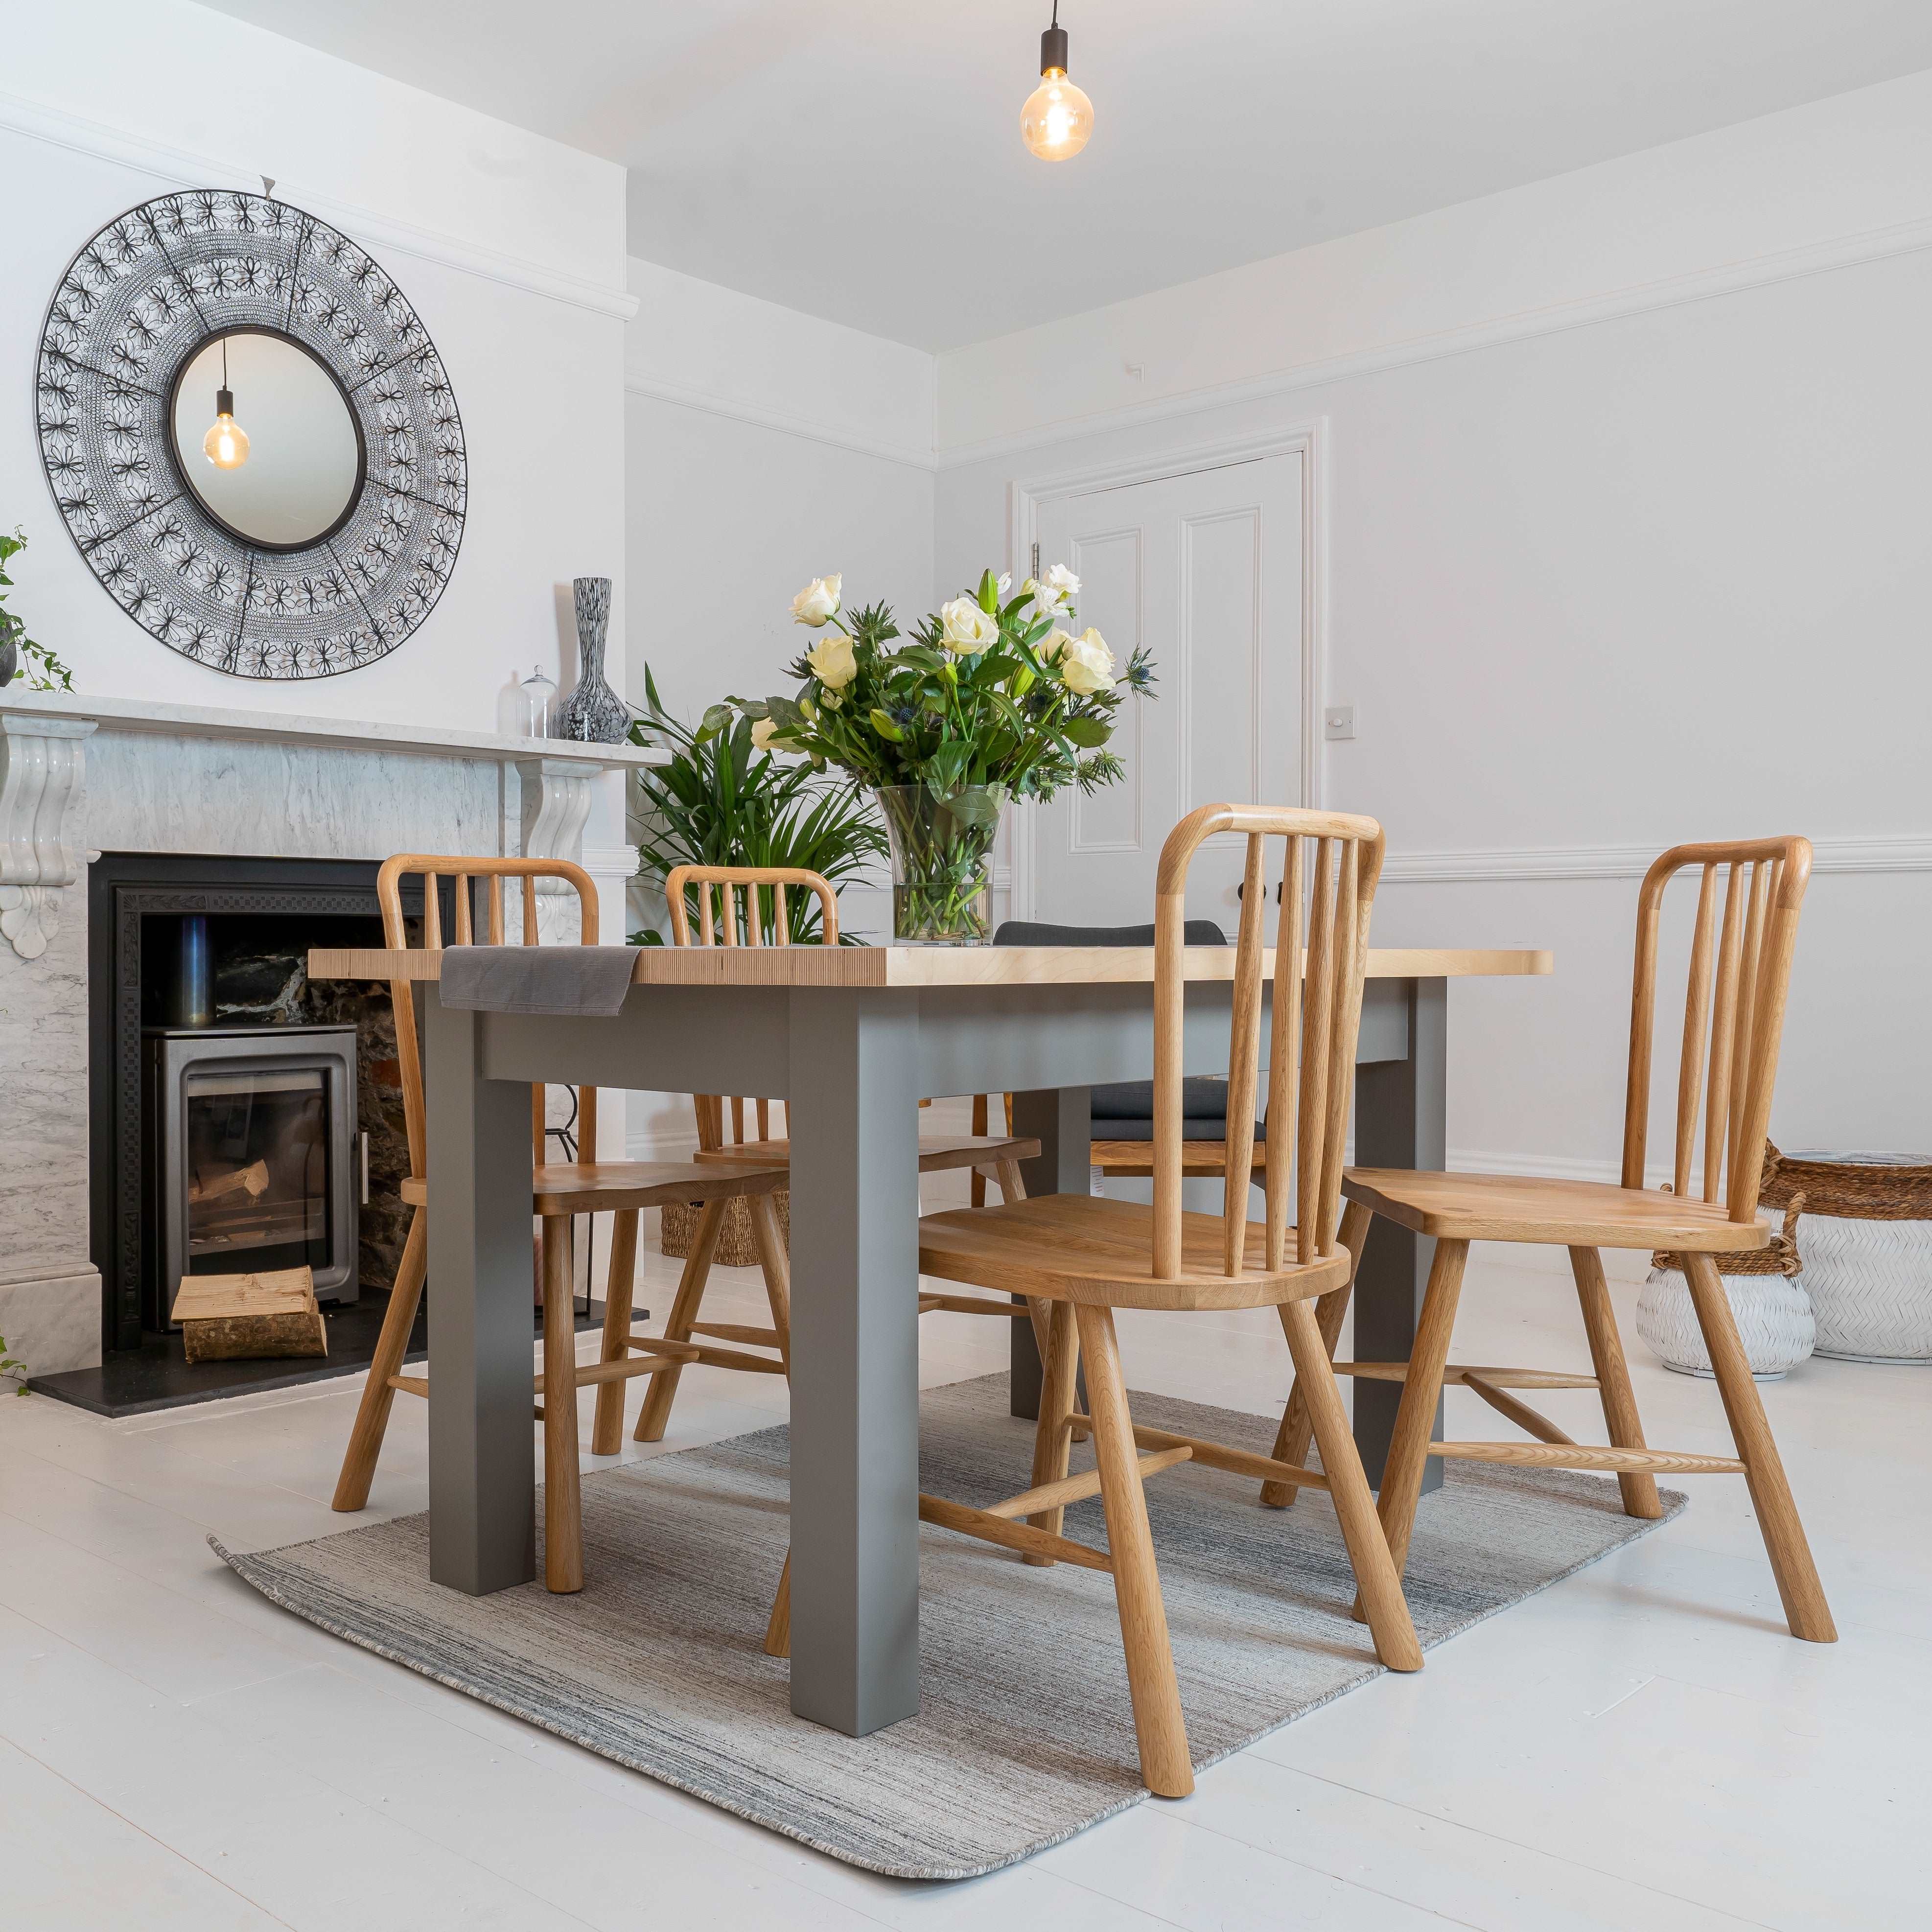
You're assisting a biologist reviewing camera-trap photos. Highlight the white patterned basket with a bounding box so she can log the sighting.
[1635,1263,1816,1382]
[1771,1150,1932,1365]
[1635,1195,1814,1380]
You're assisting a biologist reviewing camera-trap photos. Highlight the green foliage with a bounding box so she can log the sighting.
[0,529,75,692]
[729,567,1154,806]
[0,1334,26,1396]
[628,664,887,945]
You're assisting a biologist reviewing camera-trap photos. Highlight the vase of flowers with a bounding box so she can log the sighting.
[874,781,1009,944]
[729,565,1151,943]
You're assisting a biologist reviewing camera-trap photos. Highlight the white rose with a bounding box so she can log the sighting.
[939,595,1001,654]
[790,574,842,627]
[750,717,781,751]
[1058,626,1116,696]
[805,630,857,689]
[1025,563,1080,614]
[1035,626,1074,664]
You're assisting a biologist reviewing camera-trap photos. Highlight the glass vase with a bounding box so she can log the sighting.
[553,577,630,744]
[875,784,1008,945]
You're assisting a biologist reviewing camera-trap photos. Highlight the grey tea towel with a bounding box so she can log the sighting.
[439,944,637,1017]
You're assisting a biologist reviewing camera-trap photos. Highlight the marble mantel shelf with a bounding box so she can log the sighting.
[0,689,668,768]
[0,691,661,963]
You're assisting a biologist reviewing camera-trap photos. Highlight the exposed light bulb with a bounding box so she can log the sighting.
[203,383,249,469]
[1022,7,1093,161]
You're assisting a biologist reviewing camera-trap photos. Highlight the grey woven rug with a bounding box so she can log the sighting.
[218,1375,1683,1880]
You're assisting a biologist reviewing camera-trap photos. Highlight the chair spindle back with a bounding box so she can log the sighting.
[377,854,600,1182]
[664,864,838,1149]
[1622,837,1811,1225]
[1153,805,1385,1279]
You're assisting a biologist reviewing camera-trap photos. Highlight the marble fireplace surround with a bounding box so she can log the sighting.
[0,689,657,1379]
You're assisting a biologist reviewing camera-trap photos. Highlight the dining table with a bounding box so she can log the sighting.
[309,938,1551,1740]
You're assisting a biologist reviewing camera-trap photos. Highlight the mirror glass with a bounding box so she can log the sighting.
[170,330,364,550]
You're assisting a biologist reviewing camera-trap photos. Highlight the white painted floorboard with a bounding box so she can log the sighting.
[0,1209,1923,1930]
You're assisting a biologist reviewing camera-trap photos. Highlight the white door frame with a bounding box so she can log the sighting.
[1004,420,1330,921]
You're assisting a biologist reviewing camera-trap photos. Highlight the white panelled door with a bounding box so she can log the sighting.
[1027,451,1307,929]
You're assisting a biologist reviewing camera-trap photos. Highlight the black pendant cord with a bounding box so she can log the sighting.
[1042,1,1069,76]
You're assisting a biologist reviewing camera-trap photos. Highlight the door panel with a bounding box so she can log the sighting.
[1030,451,1305,930]
[1067,527,1143,855]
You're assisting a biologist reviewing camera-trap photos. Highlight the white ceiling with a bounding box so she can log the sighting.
[198,1,1932,351]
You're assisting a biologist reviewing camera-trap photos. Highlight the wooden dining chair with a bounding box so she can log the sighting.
[912,805,1424,1798]
[633,862,1043,1452]
[1276,837,1835,1645]
[329,854,789,1595]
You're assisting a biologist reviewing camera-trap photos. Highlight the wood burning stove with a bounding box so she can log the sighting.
[142,1024,359,1328]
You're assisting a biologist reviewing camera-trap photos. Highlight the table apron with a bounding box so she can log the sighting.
[468,976,1413,1100]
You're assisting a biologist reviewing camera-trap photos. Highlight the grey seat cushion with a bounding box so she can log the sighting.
[993,919,1229,950]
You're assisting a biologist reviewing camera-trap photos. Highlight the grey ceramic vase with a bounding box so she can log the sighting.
[0,614,19,688]
[554,577,629,744]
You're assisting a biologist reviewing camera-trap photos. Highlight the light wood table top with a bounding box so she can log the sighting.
[309,944,1553,987]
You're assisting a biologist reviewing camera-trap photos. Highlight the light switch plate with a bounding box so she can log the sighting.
[1324,704,1357,741]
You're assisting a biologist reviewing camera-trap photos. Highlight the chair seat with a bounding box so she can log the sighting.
[400,1160,789,1217]
[1092,1138,1267,1178]
[917,1193,1349,1310]
[1342,1167,1776,1251]
[693,1133,1039,1174]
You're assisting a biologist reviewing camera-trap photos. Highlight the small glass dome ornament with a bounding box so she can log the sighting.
[1022,3,1094,161]
[518,664,557,738]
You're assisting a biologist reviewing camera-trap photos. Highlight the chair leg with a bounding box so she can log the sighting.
[764,1552,791,1658]
[972,1095,989,1206]
[1682,1253,1836,1643]
[332,1205,427,1512]
[541,1215,583,1593]
[1024,1301,1081,1564]
[1074,1302,1193,1798]
[1359,1236,1469,1618]
[589,1209,640,1455]
[1280,1297,1422,1671]
[746,1192,791,1371]
[633,1195,728,1443]
[1568,1245,1662,1519]
[1264,1198,1370,1508]
[747,1189,798,1656]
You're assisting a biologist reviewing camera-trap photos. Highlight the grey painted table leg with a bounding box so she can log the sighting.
[1350,977,1448,1495]
[425,996,539,1593]
[786,989,923,1735]
[1007,1086,1092,1420]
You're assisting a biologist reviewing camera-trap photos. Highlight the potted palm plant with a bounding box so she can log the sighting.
[627,664,887,944]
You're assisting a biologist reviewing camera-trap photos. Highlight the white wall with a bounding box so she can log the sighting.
[1,0,631,737]
[0,0,637,1209]
[622,256,935,1151]
[935,69,1932,1173]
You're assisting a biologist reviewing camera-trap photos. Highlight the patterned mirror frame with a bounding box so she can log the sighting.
[36,190,466,680]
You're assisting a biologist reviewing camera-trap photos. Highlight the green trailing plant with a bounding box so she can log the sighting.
[0,1334,26,1396]
[721,566,1154,940]
[0,529,75,692]
[627,663,887,945]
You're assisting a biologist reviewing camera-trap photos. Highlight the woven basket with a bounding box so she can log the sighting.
[1637,1196,1815,1381]
[1761,1144,1932,1363]
[660,1190,789,1268]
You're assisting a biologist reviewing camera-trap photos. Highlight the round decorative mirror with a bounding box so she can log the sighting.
[36,191,466,680]
[168,328,366,551]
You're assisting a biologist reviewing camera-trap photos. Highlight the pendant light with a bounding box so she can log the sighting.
[202,336,249,470]
[1021,2,1094,161]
